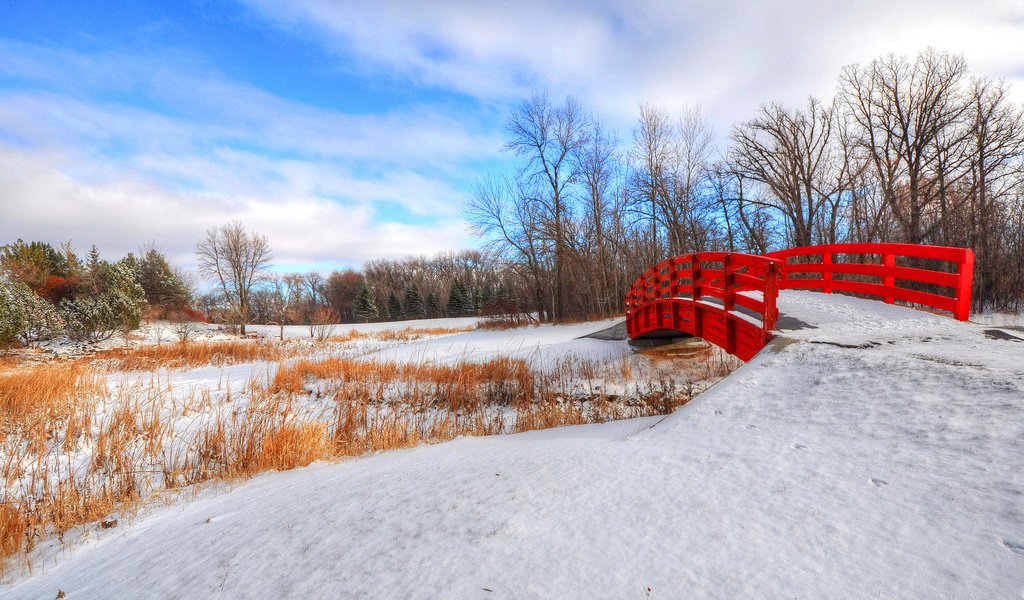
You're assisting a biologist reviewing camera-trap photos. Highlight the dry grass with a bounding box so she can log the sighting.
[272,356,532,395]
[329,326,473,344]
[0,333,737,576]
[96,340,294,371]
[0,363,101,453]
[477,314,535,330]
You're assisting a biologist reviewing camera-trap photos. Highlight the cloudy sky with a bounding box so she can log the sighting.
[2,0,1023,272]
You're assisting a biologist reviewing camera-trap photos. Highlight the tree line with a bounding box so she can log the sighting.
[0,239,196,346]
[0,225,525,347]
[470,48,1024,319]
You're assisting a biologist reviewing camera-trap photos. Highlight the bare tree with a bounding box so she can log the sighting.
[574,119,619,314]
[840,49,971,243]
[468,174,551,320]
[964,77,1024,307]
[195,221,272,336]
[504,91,589,321]
[629,104,676,261]
[628,105,717,258]
[731,97,846,247]
[266,273,304,340]
[675,107,717,252]
[325,269,364,322]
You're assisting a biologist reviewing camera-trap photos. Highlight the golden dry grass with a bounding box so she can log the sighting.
[329,326,473,344]
[476,315,534,330]
[0,334,734,575]
[0,363,102,453]
[96,340,294,371]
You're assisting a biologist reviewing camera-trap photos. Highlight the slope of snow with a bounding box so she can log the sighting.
[359,318,627,368]
[5,291,1023,599]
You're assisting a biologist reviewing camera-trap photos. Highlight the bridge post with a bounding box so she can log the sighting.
[763,260,779,332]
[723,253,736,355]
[955,249,974,321]
[822,252,833,294]
[691,255,703,338]
[882,253,895,304]
[691,255,702,302]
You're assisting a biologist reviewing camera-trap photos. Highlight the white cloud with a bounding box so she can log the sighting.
[237,0,1024,131]
[0,147,474,271]
[0,39,494,269]
[3,1,1024,273]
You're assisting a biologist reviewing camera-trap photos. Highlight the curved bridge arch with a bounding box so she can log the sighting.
[625,243,975,361]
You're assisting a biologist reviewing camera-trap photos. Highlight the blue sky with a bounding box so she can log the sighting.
[2,0,1022,272]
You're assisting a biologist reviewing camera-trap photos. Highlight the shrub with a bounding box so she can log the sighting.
[61,260,147,343]
[0,278,25,347]
[14,282,64,343]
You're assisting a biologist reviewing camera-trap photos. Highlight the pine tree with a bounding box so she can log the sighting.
[0,240,70,291]
[491,283,518,315]
[14,282,64,343]
[60,258,147,342]
[387,291,402,321]
[0,278,26,347]
[354,283,378,323]
[138,247,191,311]
[403,285,425,319]
[81,244,109,296]
[477,284,492,313]
[447,278,471,316]
[425,292,440,318]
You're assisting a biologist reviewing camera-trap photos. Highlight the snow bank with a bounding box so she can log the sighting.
[5,291,1023,598]
[358,318,628,368]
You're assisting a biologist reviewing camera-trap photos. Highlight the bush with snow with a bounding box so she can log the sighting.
[61,260,147,343]
[0,277,26,347]
[14,281,65,343]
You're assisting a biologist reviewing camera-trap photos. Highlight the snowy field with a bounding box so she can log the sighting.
[3,291,1024,598]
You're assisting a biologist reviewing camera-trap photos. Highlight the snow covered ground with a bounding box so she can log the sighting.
[245,316,486,341]
[4,291,1023,598]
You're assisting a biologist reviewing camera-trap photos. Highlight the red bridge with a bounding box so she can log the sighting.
[624,243,975,361]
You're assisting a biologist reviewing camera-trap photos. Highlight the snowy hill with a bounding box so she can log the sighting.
[5,291,1024,599]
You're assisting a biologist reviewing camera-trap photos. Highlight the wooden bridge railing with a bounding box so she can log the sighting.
[626,243,975,361]
[765,243,974,322]
[624,252,782,361]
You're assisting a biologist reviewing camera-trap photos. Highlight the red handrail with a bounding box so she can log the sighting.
[764,243,974,321]
[624,252,782,361]
[625,243,975,361]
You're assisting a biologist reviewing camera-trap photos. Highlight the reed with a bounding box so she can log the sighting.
[0,335,736,576]
[97,340,293,371]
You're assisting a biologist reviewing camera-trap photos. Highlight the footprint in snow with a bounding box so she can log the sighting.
[870,478,888,487]
[1001,538,1024,557]
[744,424,757,430]
[791,443,807,450]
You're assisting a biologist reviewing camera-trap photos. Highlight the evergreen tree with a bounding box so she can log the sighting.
[354,283,378,322]
[0,278,26,347]
[477,284,492,313]
[403,284,425,319]
[447,278,471,316]
[81,244,110,296]
[61,258,147,342]
[425,292,441,318]
[137,247,191,311]
[489,283,519,315]
[0,240,70,290]
[386,291,402,321]
[13,282,64,343]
